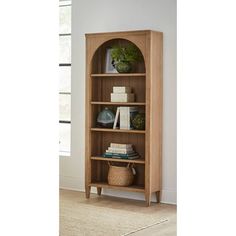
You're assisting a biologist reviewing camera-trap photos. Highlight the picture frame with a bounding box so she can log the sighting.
[105,48,118,73]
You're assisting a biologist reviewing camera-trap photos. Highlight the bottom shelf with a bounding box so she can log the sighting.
[89,182,145,193]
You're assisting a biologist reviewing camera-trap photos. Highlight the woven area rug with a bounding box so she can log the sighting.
[60,190,171,236]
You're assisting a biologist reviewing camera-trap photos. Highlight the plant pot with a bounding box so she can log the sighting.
[115,61,132,73]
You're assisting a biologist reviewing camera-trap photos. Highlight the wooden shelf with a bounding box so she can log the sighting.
[91,156,145,164]
[91,73,146,77]
[91,101,146,106]
[91,128,146,134]
[89,182,145,193]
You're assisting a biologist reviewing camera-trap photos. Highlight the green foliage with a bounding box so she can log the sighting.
[111,44,142,63]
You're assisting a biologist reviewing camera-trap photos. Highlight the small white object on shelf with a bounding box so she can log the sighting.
[113,86,131,93]
[113,107,120,129]
[111,93,135,102]
[119,106,138,129]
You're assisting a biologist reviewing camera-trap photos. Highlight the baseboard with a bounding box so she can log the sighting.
[60,175,84,190]
[60,175,176,204]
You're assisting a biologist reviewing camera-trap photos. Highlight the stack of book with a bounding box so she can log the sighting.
[110,86,135,102]
[113,106,139,129]
[103,143,140,160]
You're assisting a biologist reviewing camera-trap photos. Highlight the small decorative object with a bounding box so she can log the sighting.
[105,48,118,73]
[119,107,138,130]
[110,44,142,73]
[111,86,135,102]
[113,86,131,94]
[97,107,115,128]
[131,113,145,130]
[111,93,135,102]
[108,162,135,186]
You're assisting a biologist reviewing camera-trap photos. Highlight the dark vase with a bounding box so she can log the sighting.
[115,61,132,73]
[97,107,115,128]
[131,113,145,130]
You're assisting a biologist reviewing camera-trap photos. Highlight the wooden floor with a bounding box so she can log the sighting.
[60,189,176,236]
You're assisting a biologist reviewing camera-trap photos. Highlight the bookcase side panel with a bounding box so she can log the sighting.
[149,31,163,193]
[85,36,99,188]
[85,37,91,188]
[144,32,151,196]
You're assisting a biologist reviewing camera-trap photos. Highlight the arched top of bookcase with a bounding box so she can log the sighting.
[90,38,146,74]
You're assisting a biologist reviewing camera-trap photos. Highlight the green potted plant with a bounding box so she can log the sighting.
[110,44,142,73]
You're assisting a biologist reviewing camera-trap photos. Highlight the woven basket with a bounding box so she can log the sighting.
[107,162,134,186]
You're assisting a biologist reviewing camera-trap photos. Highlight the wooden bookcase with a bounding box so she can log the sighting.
[85,30,163,206]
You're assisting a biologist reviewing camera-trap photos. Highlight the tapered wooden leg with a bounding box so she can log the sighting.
[97,187,102,196]
[145,192,151,207]
[155,191,161,203]
[85,186,91,199]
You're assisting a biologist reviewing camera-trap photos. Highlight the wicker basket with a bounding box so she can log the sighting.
[107,162,134,186]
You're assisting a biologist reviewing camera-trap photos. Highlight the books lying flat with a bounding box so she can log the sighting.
[103,153,140,160]
[111,155,139,160]
[104,142,139,159]
[110,143,133,149]
[107,147,134,154]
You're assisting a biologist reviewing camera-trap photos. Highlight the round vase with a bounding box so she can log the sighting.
[131,113,145,130]
[97,107,115,128]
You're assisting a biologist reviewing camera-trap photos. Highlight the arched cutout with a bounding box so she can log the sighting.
[91,38,146,74]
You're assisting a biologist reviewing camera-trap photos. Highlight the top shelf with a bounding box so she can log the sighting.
[91,73,146,77]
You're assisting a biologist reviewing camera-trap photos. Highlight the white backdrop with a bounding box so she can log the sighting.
[60,0,177,204]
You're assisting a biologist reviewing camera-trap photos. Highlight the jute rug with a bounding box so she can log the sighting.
[60,190,172,236]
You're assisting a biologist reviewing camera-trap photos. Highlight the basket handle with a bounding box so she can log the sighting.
[126,163,135,168]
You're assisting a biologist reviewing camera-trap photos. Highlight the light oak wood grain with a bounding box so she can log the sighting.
[85,30,163,206]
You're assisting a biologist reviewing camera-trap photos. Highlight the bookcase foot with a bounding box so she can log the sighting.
[97,187,102,196]
[85,186,91,199]
[145,193,151,207]
[155,191,161,203]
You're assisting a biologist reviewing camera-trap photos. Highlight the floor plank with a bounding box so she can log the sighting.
[60,189,176,236]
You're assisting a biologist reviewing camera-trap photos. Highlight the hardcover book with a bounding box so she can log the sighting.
[110,143,133,149]
[120,107,138,129]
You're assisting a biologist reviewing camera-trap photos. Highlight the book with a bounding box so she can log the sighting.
[113,107,120,129]
[110,143,133,149]
[103,152,138,158]
[111,155,139,160]
[108,146,133,152]
[113,86,131,93]
[106,148,134,154]
[119,107,129,129]
[103,153,140,160]
[110,93,135,102]
[120,107,139,129]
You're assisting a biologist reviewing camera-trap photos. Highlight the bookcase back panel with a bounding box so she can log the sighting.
[91,132,145,160]
[91,38,146,74]
[92,77,145,102]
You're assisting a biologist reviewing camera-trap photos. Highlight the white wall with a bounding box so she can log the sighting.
[60,0,177,204]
